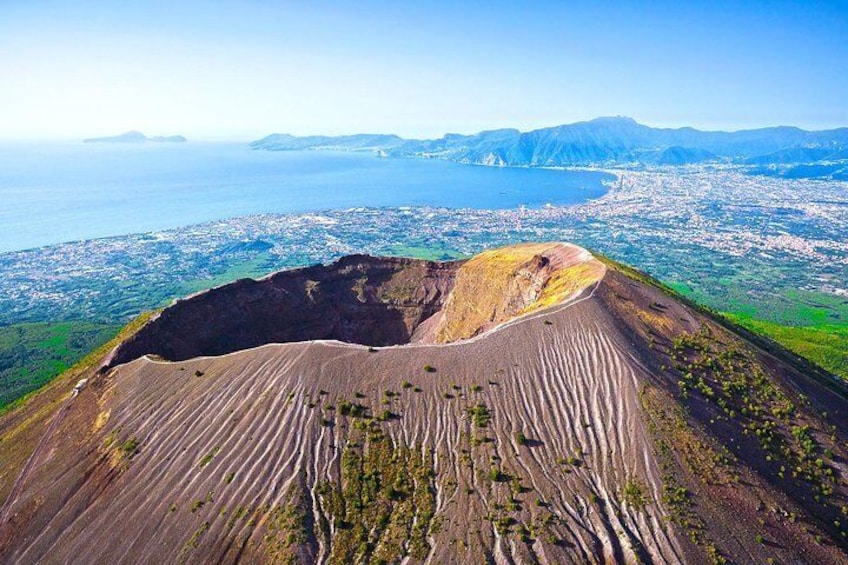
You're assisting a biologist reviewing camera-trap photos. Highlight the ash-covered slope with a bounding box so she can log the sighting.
[1,243,847,565]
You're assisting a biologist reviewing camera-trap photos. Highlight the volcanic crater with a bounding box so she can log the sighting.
[104,242,605,367]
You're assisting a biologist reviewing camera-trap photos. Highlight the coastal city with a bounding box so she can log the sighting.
[2,167,846,327]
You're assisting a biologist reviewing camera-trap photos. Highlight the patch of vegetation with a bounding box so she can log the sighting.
[261,485,311,563]
[622,480,646,511]
[385,244,467,262]
[315,419,437,563]
[469,435,491,447]
[740,288,848,327]
[491,514,516,535]
[179,255,275,296]
[0,311,156,424]
[338,401,368,418]
[671,328,842,512]
[0,321,120,407]
[376,409,395,422]
[488,468,508,483]
[466,403,491,428]
[198,446,220,468]
[119,437,140,459]
[726,314,848,381]
[639,386,730,564]
[178,520,210,564]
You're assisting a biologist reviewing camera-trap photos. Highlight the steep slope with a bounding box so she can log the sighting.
[1,243,847,565]
[432,243,604,342]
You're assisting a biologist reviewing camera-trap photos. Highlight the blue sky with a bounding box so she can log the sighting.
[1,0,846,139]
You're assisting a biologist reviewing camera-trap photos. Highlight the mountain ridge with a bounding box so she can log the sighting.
[251,117,848,178]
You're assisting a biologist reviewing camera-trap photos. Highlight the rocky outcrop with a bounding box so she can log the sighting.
[434,243,604,342]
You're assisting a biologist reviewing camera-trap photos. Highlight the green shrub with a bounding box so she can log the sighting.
[467,404,491,427]
[623,480,646,510]
[489,469,507,483]
[198,448,219,468]
[119,437,140,459]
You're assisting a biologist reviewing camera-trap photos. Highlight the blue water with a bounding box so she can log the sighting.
[0,142,611,253]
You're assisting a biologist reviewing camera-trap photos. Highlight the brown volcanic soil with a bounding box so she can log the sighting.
[1,243,847,565]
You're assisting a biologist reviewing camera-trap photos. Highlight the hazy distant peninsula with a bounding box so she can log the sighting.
[251,117,848,180]
[83,131,187,143]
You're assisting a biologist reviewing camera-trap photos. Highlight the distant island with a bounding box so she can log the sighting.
[83,131,187,144]
[251,116,848,180]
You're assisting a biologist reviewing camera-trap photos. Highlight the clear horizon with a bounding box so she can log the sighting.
[4,114,848,144]
[2,0,847,140]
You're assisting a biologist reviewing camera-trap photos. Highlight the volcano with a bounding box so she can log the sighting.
[1,243,846,564]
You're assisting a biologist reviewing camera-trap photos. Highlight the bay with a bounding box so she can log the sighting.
[0,142,611,253]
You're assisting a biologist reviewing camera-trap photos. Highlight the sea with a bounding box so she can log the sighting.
[0,142,611,253]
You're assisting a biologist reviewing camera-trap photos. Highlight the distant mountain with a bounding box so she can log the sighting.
[640,146,719,166]
[752,162,848,181]
[148,135,187,143]
[83,131,187,143]
[828,148,848,161]
[251,117,848,176]
[744,146,839,165]
[250,133,402,151]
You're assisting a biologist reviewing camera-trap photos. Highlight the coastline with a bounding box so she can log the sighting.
[0,144,610,254]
